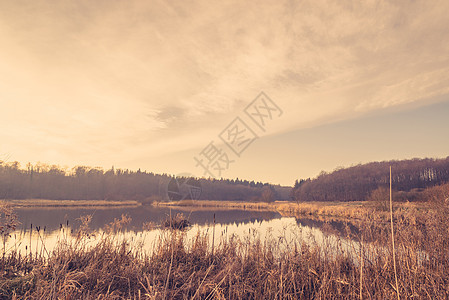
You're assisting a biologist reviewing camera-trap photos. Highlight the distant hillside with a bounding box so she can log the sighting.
[0,161,289,202]
[291,157,449,202]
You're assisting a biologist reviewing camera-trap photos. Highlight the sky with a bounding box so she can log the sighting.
[1,0,449,186]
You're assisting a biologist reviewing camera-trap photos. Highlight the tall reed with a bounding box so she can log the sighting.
[0,202,448,299]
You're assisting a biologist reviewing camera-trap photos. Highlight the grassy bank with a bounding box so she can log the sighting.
[275,201,368,219]
[157,199,433,222]
[155,199,273,211]
[6,199,140,208]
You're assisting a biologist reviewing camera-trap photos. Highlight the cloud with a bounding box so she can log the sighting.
[0,0,448,173]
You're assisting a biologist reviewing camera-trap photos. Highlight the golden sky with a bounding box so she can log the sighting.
[1,0,449,185]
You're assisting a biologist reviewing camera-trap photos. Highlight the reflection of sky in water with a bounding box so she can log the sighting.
[14,206,282,231]
[6,217,362,262]
[5,214,428,268]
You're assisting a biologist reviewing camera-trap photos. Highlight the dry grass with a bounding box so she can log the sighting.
[156,200,273,211]
[0,201,448,299]
[276,201,368,220]
[275,201,434,223]
[6,199,140,208]
[158,200,434,223]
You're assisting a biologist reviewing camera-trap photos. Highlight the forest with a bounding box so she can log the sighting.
[0,161,288,202]
[291,157,449,202]
[3,157,448,203]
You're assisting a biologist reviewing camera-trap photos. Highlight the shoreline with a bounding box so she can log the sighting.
[3,199,433,222]
[154,199,275,211]
[5,199,140,208]
[156,199,432,221]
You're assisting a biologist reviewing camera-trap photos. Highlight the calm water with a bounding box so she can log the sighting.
[5,206,427,269]
[14,205,282,231]
[6,206,361,260]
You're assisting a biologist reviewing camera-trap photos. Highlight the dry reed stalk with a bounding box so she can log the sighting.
[211,213,215,259]
[163,208,174,300]
[359,235,363,300]
[390,166,400,300]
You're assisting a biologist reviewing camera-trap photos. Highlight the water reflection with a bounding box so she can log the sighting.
[6,216,360,262]
[15,206,282,231]
[296,217,360,237]
[5,208,429,273]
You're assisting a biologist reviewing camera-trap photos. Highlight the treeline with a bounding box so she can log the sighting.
[0,161,288,201]
[291,157,449,202]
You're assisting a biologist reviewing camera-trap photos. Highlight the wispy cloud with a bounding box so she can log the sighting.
[0,0,448,177]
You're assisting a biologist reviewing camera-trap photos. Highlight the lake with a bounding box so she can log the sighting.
[14,205,282,231]
[5,205,361,260]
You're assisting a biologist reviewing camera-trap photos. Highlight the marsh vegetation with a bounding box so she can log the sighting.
[0,198,448,299]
